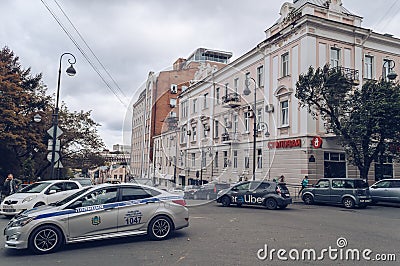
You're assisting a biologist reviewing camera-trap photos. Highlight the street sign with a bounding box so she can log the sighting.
[47,126,63,139]
[47,139,61,151]
[47,152,60,163]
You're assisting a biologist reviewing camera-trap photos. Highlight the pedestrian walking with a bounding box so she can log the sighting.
[298,176,309,197]
[3,173,19,196]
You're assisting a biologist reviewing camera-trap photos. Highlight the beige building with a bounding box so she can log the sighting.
[177,0,400,187]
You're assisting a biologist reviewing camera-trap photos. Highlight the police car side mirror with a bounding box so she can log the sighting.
[315,184,320,188]
[49,190,57,194]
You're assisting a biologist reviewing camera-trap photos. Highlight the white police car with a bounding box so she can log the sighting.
[4,183,189,254]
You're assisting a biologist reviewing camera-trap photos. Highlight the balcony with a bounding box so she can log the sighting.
[335,66,360,85]
[222,93,241,108]
[221,132,240,144]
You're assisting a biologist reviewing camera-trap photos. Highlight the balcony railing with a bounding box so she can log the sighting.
[335,66,360,85]
[222,93,241,108]
[221,132,240,144]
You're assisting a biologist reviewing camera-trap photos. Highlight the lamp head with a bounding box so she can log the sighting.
[33,114,42,123]
[66,64,76,76]
[387,70,397,81]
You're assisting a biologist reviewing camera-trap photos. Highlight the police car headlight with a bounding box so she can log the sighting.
[22,196,37,203]
[10,216,35,227]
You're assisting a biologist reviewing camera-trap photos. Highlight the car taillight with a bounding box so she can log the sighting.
[276,187,281,195]
[214,186,217,193]
[172,199,186,206]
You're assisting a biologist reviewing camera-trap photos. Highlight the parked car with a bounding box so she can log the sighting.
[192,183,230,200]
[369,179,400,204]
[301,178,371,208]
[168,187,184,197]
[4,183,189,254]
[0,180,83,217]
[183,185,200,199]
[216,181,292,209]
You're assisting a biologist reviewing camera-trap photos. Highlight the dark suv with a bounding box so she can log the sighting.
[301,178,371,208]
[216,181,292,209]
[192,183,230,200]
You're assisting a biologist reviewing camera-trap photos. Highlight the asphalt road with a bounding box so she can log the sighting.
[0,201,399,266]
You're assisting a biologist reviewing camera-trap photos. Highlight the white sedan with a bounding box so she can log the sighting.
[0,180,82,216]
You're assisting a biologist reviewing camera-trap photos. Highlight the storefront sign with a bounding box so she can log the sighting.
[268,139,301,149]
[312,136,323,149]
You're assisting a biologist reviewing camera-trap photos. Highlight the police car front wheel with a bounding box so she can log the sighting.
[29,225,63,254]
[220,196,231,207]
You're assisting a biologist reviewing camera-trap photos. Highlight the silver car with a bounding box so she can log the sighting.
[370,179,400,203]
[4,183,189,254]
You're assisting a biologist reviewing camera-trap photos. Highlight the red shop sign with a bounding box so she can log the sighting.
[312,136,323,149]
[268,139,301,149]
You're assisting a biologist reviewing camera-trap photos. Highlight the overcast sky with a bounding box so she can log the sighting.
[2,0,400,150]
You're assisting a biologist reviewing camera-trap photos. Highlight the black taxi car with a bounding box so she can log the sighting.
[216,181,292,209]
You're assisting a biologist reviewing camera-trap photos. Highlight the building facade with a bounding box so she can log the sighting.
[177,0,400,187]
[131,48,232,180]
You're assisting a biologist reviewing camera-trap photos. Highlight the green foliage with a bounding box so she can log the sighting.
[0,46,106,180]
[296,64,400,179]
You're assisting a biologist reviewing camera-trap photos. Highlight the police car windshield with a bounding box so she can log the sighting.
[52,187,92,206]
[18,182,49,193]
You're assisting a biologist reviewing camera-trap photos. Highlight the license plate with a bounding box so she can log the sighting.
[360,199,371,203]
[2,205,13,209]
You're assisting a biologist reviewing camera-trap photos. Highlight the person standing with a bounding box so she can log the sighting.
[3,174,19,196]
[279,175,285,183]
[298,176,309,196]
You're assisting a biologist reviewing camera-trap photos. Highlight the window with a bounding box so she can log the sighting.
[233,150,238,169]
[72,187,118,208]
[214,120,219,138]
[214,151,219,168]
[181,101,188,118]
[180,125,187,143]
[193,99,197,113]
[203,93,208,109]
[244,112,251,132]
[65,182,79,190]
[330,48,341,67]
[191,153,196,167]
[257,149,262,169]
[201,151,206,168]
[170,98,177,108]
[192,126,197,142]
[324,152,346,178]
[223,151,228,168]
[215,87,220,104]
[256,108,262,128]
[225,83,229,97]
[257,65,264,87]
[280,100,289,126]
[234,78,239,93]
[244,151,250,169]
[316,180,330,188]
[281,53,289,77]
[233,114,238,133]
[364,55,373,79]
[121,186,160,201]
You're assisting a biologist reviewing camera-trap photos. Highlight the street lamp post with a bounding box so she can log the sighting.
[382,59,397,81]
[243,76,270,181]
[50,53,76,179]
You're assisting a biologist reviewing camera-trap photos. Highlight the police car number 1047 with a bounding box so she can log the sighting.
[125,216,141,225]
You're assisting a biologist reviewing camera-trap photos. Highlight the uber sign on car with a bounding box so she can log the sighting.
[216,181,292,210]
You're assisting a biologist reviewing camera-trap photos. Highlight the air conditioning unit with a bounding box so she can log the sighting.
[225,121,232,128]
[265,104,274,113]
[170,111,177,117]
[170,84,178,94]
[245,111,254,118]
[187,130,191,136]
[203,124,210,131]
